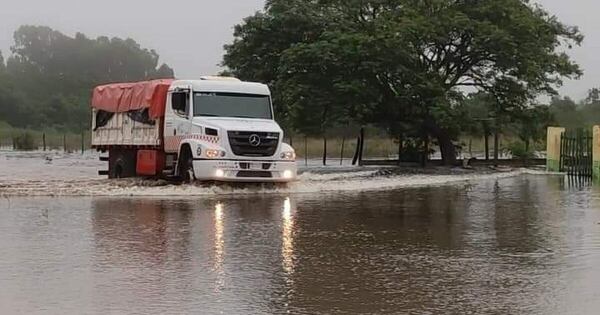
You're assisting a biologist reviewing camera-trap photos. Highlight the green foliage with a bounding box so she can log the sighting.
[514,105,554,149]
[507,141,535,160]
[549,96,582,129]
[223,0,582,164]
[550,88,600,129]
[0,25,175,132]
[12,132,36,151]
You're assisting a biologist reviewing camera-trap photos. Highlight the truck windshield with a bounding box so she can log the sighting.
[193,92,273,119]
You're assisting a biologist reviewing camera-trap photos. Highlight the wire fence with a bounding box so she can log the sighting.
[0,128,515,165]
[0,130,91,153]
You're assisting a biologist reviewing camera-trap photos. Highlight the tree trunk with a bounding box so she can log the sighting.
[398,134,403,165]
[468,138,472,157]
[494,128,499,164]
[483,121,490,161]
[304,136,308,166]
[81,129,85,154]
[423,117,457,166]
[421,134,429,167]
[352,135,361,166]
[484,134,490,161]
[358,127,365,166]
[436,132,456,166]
[322,136,327,166]
[425,119,457,166]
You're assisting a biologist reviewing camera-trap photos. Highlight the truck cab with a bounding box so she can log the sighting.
[163,77,297,182]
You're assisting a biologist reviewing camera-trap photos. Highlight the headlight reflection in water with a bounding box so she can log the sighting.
[282,197,295,278]
[214,203,225,292]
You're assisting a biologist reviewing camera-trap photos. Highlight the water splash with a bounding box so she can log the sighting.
[0,151,553,197]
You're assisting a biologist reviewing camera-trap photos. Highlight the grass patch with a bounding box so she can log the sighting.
[0,123,90,152]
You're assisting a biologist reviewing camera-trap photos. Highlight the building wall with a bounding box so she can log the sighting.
[546,127,565,172]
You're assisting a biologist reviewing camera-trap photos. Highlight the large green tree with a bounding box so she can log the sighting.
[223,0,329,129]
[223,0,582,165]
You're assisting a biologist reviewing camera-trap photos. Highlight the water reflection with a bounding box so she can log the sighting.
[213,202,225,292]
[282,197,295,279]
[2,176,600,314]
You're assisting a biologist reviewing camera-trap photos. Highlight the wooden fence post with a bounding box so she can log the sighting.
[63,134,67,152]
[340,137,346,166]
[43,133,46,151]
[304,136,308,167]
[322,136,327,166]
[593,126,600,181]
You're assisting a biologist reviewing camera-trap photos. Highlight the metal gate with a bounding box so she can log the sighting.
[560,129,593,177]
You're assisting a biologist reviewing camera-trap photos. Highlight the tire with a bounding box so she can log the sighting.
[108,149,137,179]
[178,146,196,183]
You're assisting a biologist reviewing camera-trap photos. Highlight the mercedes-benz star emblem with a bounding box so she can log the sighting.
[249,134,261,147]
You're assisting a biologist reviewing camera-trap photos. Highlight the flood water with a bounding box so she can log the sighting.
[1,175,599,314]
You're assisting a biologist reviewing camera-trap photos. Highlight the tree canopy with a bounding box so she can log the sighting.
[223,0,582,164]
[550,88,600,130]
[0,25,174,131]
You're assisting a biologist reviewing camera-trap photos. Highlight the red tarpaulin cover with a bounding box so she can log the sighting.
[91,79,174,119]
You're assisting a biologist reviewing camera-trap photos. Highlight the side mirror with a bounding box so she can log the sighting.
[171,92,188,114]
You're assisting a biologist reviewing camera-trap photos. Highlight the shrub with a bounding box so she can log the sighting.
[508,141,535,159]
[12,132,37,151]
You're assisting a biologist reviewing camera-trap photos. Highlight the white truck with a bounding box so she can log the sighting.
[91,77,297,182]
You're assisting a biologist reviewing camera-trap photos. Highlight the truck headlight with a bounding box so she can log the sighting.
[206,149,222,159]
[282,170,294,179]
[280,151,296,161]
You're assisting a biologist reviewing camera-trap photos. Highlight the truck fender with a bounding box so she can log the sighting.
[280,142,295,154]
[179,139,201,159]
[179,139,222,159]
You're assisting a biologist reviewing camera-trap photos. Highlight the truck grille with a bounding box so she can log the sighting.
[228,131,280,157]
[237,171,273,178]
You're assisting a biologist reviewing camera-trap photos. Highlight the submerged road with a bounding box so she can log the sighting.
[0,174,599,314]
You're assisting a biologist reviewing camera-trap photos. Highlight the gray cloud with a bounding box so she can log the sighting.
[0,0,595,99]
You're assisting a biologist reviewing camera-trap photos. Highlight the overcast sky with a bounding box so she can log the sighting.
[0,0,597,99]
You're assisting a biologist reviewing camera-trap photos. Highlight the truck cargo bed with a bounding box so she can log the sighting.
[91,110,161,148]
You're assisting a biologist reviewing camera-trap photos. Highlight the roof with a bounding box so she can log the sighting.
[199,76,241,82]
[91,79,174,119]
[171,80,271,96]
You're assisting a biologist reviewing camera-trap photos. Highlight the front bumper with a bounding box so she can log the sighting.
[192,159,298,182]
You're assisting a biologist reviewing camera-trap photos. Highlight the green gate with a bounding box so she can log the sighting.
[560,129,593,177]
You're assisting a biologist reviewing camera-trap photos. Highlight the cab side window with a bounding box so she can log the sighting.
[171,92,189,117]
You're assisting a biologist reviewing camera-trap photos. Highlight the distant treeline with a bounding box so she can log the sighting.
[0,25,174,132]
[549,91,600,130]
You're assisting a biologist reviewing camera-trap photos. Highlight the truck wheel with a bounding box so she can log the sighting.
[178,146,196,183]
[109,149,137,179]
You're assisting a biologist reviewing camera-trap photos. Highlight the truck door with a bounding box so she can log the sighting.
[164,89,192,153]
